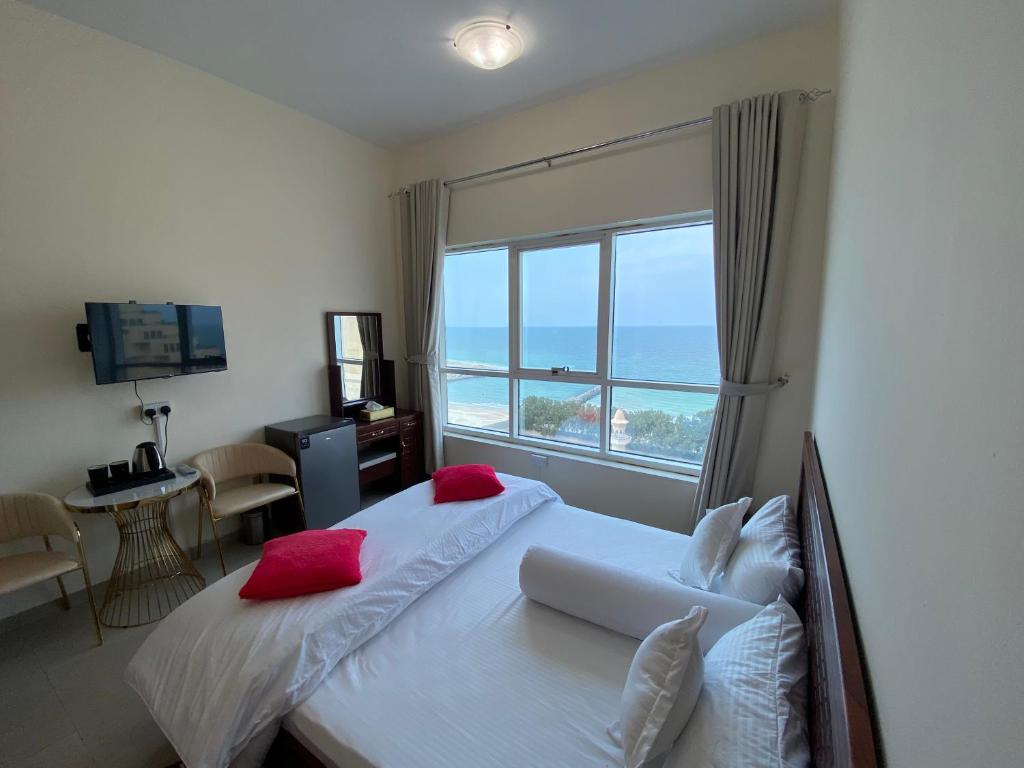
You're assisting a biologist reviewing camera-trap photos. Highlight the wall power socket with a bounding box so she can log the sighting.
[141,400,171,420]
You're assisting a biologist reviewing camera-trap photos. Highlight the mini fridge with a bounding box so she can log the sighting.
[264,415,360,529]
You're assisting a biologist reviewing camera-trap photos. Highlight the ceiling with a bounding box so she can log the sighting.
[24,0,835,147]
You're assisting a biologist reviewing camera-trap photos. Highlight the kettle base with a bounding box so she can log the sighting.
[86,467,176,497]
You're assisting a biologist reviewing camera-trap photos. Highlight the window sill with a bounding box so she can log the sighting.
[443,430,700,484]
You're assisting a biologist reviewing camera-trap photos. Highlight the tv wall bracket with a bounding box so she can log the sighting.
[76,324,92,352]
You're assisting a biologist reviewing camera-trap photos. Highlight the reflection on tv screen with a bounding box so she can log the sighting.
[85,303,227,385]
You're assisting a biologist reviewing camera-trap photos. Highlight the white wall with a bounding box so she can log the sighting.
[812,0,1024,764]
[397,20,838,527]
[0,0,398,619]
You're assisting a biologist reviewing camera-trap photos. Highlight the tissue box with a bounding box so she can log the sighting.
[359,406,395,422]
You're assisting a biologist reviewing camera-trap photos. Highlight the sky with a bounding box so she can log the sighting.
[443,223,716,327]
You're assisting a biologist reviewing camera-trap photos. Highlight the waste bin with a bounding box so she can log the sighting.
[241,509,266,546]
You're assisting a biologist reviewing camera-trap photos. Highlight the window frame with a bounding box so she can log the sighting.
[440,212,716,477]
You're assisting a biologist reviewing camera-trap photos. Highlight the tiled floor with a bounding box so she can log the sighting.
[0,539,261,768]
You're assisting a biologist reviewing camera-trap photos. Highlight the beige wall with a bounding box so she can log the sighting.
[397,19,838,526]
[445,435,694,533]
[0,1,398,618]
[813,0,1024,764]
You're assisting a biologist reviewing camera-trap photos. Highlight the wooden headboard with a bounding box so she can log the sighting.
[798,432,879,767]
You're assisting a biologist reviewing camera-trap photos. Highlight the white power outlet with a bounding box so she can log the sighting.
[141,400,171,420]
[140,401,172,458]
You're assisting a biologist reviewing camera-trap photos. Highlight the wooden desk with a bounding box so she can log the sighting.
[354,409,425,490]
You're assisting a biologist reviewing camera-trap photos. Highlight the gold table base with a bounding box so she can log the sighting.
[101,499,206,627]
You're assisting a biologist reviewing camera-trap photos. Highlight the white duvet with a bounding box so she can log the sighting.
[125,475,560,768]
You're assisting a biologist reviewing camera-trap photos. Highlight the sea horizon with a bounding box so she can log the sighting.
[444,324,720,425]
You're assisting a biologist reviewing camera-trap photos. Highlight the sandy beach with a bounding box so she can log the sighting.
[447,403,508,431]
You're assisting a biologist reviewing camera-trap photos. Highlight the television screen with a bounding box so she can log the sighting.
[85,303,227,385]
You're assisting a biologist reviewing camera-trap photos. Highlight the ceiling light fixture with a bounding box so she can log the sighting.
[453,21,524,70]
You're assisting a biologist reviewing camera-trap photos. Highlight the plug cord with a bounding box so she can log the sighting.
[133,381,172,458]
[161,408,171,459]
[134,380,155,425]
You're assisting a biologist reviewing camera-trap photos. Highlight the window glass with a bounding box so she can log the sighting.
[341,362,363,400]
[443,221,719,472]
[444,248,509,370]
[336,316,365,360]
[520,243,600,373]
[518,380,600,448]
[608,388,718,464]
[612,225,719,385]
[445,374,508,432]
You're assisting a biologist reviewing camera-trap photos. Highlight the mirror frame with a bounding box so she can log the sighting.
[325,311,384,405]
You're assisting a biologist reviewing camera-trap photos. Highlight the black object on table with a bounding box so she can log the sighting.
[86,468,177,497]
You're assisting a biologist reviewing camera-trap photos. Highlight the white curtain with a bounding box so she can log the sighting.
[692,91,807,523]
[398,179,449,472]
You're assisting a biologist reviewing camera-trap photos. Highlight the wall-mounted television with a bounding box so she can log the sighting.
[85,302,227,385]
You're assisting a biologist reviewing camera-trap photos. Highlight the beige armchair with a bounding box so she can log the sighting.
[191,443,305,575]
[0,493,102,644]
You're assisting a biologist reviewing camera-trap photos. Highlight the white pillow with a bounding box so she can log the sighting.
[610,606,708,768]
[664,598,809,768]
[670,497,751,589]
[519,545,762,648]
[720,495,804,605]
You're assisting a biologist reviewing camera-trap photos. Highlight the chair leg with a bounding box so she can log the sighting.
[77,546,103,646]
[210,515,227,577]
[196,499,204,559]
[55,575,71,610]
[45,536,72,610]
[294,480,308,530]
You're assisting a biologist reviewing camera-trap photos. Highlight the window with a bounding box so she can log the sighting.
[334,315,369,400]
[442,247,510,432]
[520,243,600,373]
[441,217,718,474]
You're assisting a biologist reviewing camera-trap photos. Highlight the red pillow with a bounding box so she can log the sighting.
[238,529,367,600]
[432,464,505,503]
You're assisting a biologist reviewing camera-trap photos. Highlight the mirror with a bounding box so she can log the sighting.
[326,312,383,403]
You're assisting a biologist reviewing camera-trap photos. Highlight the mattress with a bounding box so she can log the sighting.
[283,501,690,768]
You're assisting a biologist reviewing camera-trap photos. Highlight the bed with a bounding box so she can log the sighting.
[131,434,877,767]
[280,502,685,767]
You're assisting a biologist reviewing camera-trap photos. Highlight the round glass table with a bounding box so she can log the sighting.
[64,467,206,627]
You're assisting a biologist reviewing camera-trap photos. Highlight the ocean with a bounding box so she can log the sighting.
[445,325,720,418]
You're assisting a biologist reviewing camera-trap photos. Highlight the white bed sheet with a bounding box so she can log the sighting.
[126,475,559,768]
[284,501,691,768]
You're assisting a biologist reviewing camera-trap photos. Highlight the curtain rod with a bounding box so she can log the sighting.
[445,88,831,188]
[387,88,831,197]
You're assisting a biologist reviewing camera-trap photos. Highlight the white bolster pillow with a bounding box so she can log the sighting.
[519,545,762,651]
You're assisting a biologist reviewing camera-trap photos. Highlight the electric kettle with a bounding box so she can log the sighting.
[132,442,166,475]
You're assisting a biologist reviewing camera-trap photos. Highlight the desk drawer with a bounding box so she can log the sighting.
[356,422,399,445]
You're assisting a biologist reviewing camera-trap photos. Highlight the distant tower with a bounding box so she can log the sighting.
[610,409,632,451]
